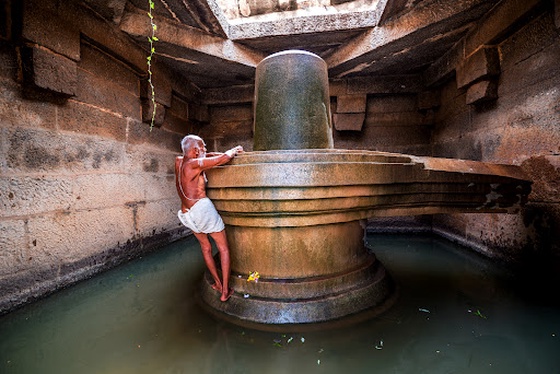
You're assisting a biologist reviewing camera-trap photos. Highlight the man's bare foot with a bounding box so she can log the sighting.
[211,283,222,292]
[220,288,234,302]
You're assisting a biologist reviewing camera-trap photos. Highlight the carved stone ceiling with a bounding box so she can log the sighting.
[84,0,500,89]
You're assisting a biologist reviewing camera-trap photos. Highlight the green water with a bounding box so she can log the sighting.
[1,234,559,373]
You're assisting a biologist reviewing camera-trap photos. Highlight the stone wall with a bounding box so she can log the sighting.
[0,0,202,313]
[431,9,560,265]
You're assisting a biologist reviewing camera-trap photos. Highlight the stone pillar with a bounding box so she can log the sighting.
[253,50,334,151]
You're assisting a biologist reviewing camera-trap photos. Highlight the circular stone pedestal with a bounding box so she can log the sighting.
[199,220,396,329]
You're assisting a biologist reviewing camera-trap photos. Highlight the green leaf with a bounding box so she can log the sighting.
[152,36,159,41]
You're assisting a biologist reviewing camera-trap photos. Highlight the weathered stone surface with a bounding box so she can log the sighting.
[126,119,184,153]
[253,50,333,150]
[21,45,78,97]
[0,220,27,277]
[417,90,441,111]
[203,148,530,326]
[556,0,560,28]
[3,127,126,174]
[81,0,127,24]
[336,94,367,113]
[202,85,254,105]
[1,176,74,218]
[0,79,57,130]
[80,42,139,95]
[333,113,365,131]
[27,207,134,263]
[466,80,498,105]
[425,0,541,87]
[456,47,500,89]
[142,99,166,127]
[136,200,182,236]
[140,69,173,108]
[57,100,128,142]
[188,103,210,123]
[22,0,80,61]
[74,68,140,120]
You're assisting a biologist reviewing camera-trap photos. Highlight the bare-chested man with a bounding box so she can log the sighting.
[175,135,243,302]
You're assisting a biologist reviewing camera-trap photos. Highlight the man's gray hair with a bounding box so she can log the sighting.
[181,135,203,154]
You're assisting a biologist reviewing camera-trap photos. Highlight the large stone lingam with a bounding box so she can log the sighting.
[200,50,531,330]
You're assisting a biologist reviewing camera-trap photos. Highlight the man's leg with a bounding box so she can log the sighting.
[193,232,222,293]
[209,229,233,301]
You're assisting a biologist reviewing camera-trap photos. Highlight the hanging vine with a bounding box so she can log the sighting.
[147,0,158,130]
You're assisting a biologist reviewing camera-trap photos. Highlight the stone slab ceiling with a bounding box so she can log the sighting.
[88,0,501,89]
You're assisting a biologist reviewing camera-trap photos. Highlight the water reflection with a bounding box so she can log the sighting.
[1,234,558,373]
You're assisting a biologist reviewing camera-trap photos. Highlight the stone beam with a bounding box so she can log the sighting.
[377,0,408,25]
[326,0,491,78]
[424,0,543,87]
[119,6,266,73]
[202,84,254,105]
[159,0,229,37]
[227,0,387,40]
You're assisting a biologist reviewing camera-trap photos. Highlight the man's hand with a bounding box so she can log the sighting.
[225,145,244,158]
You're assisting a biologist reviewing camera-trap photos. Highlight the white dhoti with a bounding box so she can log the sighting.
[177,197,225,234]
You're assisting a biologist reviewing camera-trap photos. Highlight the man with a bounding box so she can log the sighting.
[175,135,243,302]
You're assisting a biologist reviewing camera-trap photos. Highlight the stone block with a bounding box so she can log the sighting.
[136,199,180,236]
[27,207,135,264]
[336,94,367,113]
[210,104,253,122]
[333,113,365,131]
[0,220,27,277]
[142,99,166,127]
[556,0,560,28]
[72,174,146,211]
[364,111,424,127]
[347,75,423,94]
[140,70,173,108]
[417,90,441,111]
[456,47,500,89]
[465,80,498,105]
[126,119,184,153]
[75,68,140,120]
[22,0,80,61]
[0,176,74,218]
[367,95,418,113]
[189,103,210,123]
[21,45,77,97]
[0,79,57,129]
[57,100,128,142]
[329,79,348,96]
[80,43,139,95]
[4,127,126,174]
[80,0,127,24]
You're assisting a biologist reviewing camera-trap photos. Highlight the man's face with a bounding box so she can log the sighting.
[196,140,207,158]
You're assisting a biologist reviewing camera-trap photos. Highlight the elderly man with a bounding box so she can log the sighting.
[175,135,243,302]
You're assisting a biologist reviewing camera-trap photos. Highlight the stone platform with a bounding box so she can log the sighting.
[198,149,531,328]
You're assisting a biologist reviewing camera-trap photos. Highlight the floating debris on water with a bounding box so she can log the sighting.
[418,308,431,313]
[468,308,487,319]
[375,340,384,350]
[247,271,260,282]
